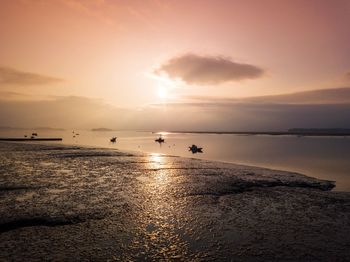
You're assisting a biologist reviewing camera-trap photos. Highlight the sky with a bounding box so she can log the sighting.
[1,0,350,130]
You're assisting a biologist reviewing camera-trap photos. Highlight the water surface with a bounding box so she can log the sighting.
[1,129,349,191]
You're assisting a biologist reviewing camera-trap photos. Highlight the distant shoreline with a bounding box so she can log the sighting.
[166,131,350,137]
[0,138,63,141]
[91,128,114,132]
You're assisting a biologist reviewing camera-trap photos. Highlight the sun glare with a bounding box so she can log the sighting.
[157,85,168,99]
[149,73,177,100]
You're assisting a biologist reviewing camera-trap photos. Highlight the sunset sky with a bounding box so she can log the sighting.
[1,0,350,130]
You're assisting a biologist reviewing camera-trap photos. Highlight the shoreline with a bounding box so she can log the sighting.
[2,140,343,192]
[1,141,349,260]
[166,130,350,137]
[3,139,347,193]
[6,140,342,190]
[0,138,63,141]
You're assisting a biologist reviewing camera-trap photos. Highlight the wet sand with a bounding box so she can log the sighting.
[0,142,350,261]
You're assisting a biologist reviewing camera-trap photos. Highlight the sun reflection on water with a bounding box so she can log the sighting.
[149,152,164,165]
[130,153,192,259]
[149,153,168,183]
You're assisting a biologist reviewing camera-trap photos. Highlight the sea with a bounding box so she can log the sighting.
[1,129,350,191]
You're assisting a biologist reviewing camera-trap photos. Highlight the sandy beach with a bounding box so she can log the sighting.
[1,141,350,261]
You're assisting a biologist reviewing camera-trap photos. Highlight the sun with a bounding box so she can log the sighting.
[150,73,176,100]
[157,85,168,99]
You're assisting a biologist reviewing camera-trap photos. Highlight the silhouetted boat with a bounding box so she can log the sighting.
[110,137,117,143]
[155,136,165,143]
[32,133,38,136]
[189,144,203,153]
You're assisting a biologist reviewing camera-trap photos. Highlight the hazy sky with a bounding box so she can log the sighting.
[1,0,350,129]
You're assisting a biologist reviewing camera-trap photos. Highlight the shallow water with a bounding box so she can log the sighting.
[1,129,350,191]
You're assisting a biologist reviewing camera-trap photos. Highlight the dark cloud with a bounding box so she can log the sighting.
[0,91,32,101]
[345,71,350,80]
[184,87,350,104]
[0,96,122,129]
[0,66,63,86]
[156,54,264,85]
[149,87,350,131]
[1,88,349,131]
[149,101,350,131]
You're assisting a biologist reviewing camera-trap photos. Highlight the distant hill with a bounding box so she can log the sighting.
[91,128,114,132]
[34,127,65,131]
[0,126,19,130]
[288,128,350,134]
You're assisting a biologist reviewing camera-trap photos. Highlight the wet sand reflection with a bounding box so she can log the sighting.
[132,153,193,260]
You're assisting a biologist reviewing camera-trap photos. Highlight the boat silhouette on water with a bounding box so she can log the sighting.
[155,136,165,143]
[189,144,203,154]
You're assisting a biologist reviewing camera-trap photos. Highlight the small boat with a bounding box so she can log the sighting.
[32,133,38,136]
[189,144,203,153]
[155,136,165,143]
[110,137,117,143]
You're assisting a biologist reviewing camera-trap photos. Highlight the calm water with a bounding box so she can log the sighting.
[1,129,350,191]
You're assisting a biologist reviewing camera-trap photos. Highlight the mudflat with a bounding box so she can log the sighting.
[1,142,349,261]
